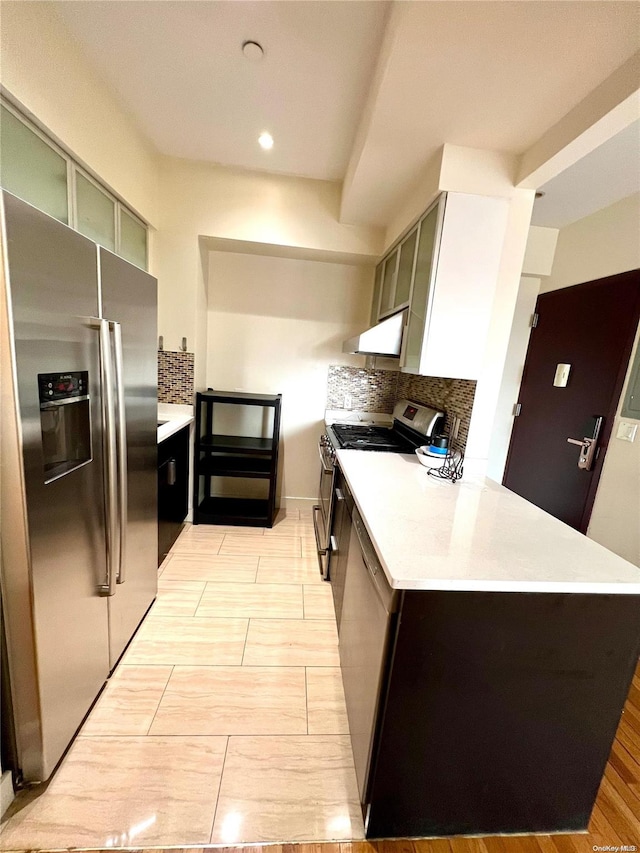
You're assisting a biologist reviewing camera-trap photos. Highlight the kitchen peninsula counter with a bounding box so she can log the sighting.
[333,449,640,840]
[336,449,640,593]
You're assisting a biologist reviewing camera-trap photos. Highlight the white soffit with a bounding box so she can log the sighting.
[341,1,640,227]
[53,0,388,181]
[531,120,640,228]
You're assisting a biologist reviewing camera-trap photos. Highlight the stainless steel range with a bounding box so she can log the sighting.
[312,399,444,578]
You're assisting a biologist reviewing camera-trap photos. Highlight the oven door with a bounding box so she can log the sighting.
[312,438,335,579]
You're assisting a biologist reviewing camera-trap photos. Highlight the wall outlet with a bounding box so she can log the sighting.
[344,394,353,410]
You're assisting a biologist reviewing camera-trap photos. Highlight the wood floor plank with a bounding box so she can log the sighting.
[527,837,566,853]
[597,776,640,844]
[377,840,416,853]
[339,844,377,853]
[604,762,640,820]
[617,718,640,755]
[489,836,546,853]
[610,740,640,790]
[546,836,585,853]
[413,841,452,853]
[608,742,639,787]
[588,801,624,846]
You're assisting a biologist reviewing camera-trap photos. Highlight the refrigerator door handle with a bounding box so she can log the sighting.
[110,320,128,585]
[97,318,118,596]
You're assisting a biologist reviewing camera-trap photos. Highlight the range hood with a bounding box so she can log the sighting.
[342,311,405,357]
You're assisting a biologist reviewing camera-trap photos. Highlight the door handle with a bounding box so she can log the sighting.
[167,458,177,487]
[330,535,338,551]
[97,318,118,596]
[110,321,128,585]
[567,416,603,471]
[312,505,328,555]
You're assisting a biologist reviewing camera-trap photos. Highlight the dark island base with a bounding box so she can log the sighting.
[366,590,640,839]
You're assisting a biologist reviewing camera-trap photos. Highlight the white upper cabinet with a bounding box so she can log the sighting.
[401,192,509,379]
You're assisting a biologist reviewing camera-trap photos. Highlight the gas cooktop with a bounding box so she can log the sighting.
[327,399,446,454]
[329,423,415,452]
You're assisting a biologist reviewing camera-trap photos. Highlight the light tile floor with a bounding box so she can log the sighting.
[0,509,364,849]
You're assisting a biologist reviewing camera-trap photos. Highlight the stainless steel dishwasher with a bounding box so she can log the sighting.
[339,506,398,810]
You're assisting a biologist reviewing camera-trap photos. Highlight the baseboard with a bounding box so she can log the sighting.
[1,771,14,818]
[282,497,316,513]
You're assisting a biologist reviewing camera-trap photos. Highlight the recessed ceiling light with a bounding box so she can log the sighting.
[242,40,264,61]
[258,132,274,150]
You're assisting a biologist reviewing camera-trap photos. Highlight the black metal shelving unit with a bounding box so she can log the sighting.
[193,390,282,528]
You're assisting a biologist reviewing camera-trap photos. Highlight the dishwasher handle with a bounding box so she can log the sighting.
[352,508,396,613]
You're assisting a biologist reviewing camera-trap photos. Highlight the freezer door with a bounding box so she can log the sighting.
[1,192,110,781]
[99,248,158,667]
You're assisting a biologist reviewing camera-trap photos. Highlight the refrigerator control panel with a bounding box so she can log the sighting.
[38,371,88,404]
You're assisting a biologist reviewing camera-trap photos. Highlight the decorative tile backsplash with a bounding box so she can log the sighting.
[158,350,195,404]
[327,366,398,413]
[326,365,476,450]
[396,374,476,450]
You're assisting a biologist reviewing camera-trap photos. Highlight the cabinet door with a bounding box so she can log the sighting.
[370,263,384,324]
[328,469,353,629]
[403,203,441,372]
[158,426,189,564]
[379,248,399,317]
[394,226,418,310]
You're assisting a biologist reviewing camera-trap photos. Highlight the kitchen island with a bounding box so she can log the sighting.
[333,450,640,839]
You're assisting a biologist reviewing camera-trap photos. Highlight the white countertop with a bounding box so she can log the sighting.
[337,450,640,595]
[157,403,194,443]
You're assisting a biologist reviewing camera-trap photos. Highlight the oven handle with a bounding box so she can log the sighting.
[312,505,328,556]
[318,442,333,474]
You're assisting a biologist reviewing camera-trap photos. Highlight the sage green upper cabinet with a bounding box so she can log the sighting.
[403,203,441,373]
[0,105,69,225]
[401,192,510,380]
[379,247,399,316]
[371,225,419,323]
[394,226,418,308]
[370,263,384,325]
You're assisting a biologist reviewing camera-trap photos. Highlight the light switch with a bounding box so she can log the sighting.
[616,421,638,442]
[553,364,571,387]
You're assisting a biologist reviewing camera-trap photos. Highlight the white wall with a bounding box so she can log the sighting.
[486,276,541,481]
[541,192,640,293]
[0,2,159,226]
[538,193,640,565]
[157,157,383,391]
[206,251,373,501]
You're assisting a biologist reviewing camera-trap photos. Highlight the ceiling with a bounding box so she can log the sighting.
[531,120,640,229]
[54,0,388,181]
[339,1,640,226]
[53,0,640,230]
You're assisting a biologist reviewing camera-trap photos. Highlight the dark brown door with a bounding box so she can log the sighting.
[503,270,640,532]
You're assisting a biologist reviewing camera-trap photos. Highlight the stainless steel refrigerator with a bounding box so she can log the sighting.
[0,190,158,782]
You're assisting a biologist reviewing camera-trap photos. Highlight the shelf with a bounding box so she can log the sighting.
[198,434,274,454]
[198,455,272,478]
[200,390,281,406]
[197,497,270,527]
[194,390,281,529]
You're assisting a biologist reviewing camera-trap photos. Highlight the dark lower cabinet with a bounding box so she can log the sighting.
[343,586,640,838]
[158,425,190,565]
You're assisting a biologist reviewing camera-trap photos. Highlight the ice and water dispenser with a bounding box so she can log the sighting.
[38,371,91,483]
